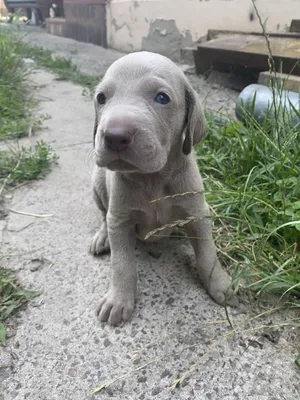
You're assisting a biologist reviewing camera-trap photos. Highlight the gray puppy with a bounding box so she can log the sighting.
[90,51,237,325]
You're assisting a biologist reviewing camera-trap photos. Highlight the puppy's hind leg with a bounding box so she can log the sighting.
[185,203,238,307]
[90,187,110,255]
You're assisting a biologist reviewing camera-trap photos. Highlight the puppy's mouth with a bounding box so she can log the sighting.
[95,140,167,173]
[95,151,140,171]
[106,159,139,172]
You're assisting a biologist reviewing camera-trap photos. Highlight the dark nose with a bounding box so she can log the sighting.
[104,129,132,152]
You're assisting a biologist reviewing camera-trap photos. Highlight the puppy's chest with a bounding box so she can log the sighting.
[135,190,174,240]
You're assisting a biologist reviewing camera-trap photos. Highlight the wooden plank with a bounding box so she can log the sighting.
[199,34,300,59]
[207,29,300,41]
[194,33,300,77]
[290,20,300,33]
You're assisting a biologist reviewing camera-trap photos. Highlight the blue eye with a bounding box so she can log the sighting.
[154,92,170,105]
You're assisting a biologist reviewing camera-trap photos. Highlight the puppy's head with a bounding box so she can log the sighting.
[93,51,206,173]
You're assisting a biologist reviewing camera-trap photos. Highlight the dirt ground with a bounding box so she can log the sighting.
[0,28,299,400]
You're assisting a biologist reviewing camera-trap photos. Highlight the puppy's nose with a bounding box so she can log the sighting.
[104,129,132,152]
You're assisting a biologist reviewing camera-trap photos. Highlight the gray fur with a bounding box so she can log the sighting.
[90,51,238,326]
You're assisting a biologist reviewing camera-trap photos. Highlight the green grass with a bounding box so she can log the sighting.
[0,269,40,345]
[19,42,100,94]
[0,30,36,140]
[0,29,59,193]
[0,30,58,345]
[198,105,300,302]
[0,141,58,187]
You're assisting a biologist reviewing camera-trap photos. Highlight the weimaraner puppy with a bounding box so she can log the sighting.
[90,51,238,325]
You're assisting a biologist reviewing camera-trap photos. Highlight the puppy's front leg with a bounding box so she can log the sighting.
[185,207,238,307]
[97,213,137,325]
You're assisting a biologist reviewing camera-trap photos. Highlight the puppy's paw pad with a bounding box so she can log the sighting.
[90,230,110,255]
[97,291,134,326]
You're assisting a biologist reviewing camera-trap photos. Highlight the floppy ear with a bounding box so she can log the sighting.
[93,103,98,148]
[182,85,207,155]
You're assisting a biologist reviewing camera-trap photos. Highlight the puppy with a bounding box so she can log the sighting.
[90,51,237,325]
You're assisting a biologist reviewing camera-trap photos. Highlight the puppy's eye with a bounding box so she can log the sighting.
[154,92,170,105]
[96,92,106,105]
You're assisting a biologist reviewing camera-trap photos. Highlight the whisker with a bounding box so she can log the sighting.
[84,146,96,168]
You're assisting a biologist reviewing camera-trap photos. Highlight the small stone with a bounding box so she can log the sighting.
[103,338,111,347]
[0,347,13,369]
[23,58,35,64]
[133,357,141,365]
[151,386,162,396]
[147,248,162,259]
[161,369,171,378]
[68,367,77,377]
[137,375,147,383]
[61,338,70,346]
[93,361,100,370]
[165,297,175,305]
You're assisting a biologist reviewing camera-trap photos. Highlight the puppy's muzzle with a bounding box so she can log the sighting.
[104,127,133,152]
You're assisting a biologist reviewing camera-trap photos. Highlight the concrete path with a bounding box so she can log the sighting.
[0,32,299,400]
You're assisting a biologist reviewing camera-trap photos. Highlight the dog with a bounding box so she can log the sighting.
[90,51,238,326]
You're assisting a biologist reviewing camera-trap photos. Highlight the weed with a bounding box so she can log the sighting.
[0,269,40,345]
[18,43,100,94]
[0,30,37,140]
[0,141,58,187]
[197,107,300,301]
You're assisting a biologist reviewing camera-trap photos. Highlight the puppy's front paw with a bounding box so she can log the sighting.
[90,227,110,255]
[207,261,238,307]
[96,290,135,326]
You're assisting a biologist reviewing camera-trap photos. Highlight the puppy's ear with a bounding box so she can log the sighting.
[182,85,207,155]
[93,103,98,148]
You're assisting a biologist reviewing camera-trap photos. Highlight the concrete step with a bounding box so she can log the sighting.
[258,71,300,93]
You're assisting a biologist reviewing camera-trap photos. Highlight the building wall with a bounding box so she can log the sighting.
[107,0,299,60]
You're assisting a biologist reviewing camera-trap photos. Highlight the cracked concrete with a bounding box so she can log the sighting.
[0,30,299,400]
